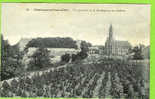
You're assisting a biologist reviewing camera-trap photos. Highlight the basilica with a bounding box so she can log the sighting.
[105,24,131,56]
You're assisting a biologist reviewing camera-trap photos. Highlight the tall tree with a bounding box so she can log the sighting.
[1,35,24,81]
[80,41,91,53]
[1,36,15,80]
[132,45,144,60]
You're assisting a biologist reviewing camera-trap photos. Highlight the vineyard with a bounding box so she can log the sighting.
[0,59,149,98]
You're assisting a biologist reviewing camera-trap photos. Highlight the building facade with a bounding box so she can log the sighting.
[88,46,100,54]
[105,24,131,56]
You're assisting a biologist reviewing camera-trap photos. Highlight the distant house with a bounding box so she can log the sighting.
[88,46,100,54]
[26,47,80,58]
[105,24,131,56]
[48,48,80,56]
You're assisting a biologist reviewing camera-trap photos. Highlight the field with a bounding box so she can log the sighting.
[0,59,149,98]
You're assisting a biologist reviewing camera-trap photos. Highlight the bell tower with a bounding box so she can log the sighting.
[109,24,113,41]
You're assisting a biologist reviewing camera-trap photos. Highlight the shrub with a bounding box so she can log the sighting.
[71,51,88,62]
[61,53,71,63]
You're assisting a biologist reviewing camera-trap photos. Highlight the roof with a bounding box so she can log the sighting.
[89,46,99,50]
[112,40,131,48]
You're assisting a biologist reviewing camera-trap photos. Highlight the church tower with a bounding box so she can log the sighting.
[109,24,113,41]
[105,24,114,56]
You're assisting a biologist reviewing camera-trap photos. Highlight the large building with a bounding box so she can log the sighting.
[105,24,131,56]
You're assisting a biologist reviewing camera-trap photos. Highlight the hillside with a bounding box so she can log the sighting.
[0,59,149,98]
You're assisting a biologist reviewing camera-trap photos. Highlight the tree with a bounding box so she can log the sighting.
[71,54,77,62]
[79,41,90,59]
[25,37,78,49]
[77,51,88,59]
[27,47,51,71]
[70,41,91,62]
[61,53,71,63]
[1,35,23,81]
[80,41,91,53]
[132,45,144,60]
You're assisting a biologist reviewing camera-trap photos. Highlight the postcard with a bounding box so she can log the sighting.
[0,3,150,98]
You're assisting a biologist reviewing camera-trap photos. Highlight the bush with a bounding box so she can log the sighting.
[61,53,71,63]
[77,51,88,59]
[71,51,88,62]
[71,54,77,62]
[70,40,89,62]
[131,45,144,60]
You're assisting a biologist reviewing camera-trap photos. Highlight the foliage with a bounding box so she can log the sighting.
[60,40,90,63]
[132,45,144,60]
[27,47,51,71]
[61,53,71,63]
[80,40,91,53]
[71,51,88,63]
[71,54,77,62]
[71,41,90,62]
[77,51,88,59]
[1,35,24,81]
[25,37,78,49]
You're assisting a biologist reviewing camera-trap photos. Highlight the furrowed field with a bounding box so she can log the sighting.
[0,58,149,99]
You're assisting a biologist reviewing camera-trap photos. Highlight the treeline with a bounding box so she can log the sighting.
[25,37,77,49]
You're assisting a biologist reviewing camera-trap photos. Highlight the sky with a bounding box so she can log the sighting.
[1,3,150,46]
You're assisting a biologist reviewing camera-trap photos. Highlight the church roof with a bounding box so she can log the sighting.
[113,40,131,48]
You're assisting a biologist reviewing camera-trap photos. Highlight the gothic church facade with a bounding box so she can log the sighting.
[105,24,131,56]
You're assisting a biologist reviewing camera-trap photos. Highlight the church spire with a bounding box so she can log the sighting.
[109,24,113,41]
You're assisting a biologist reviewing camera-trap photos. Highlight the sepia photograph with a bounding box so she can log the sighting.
[0,3,150,98]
